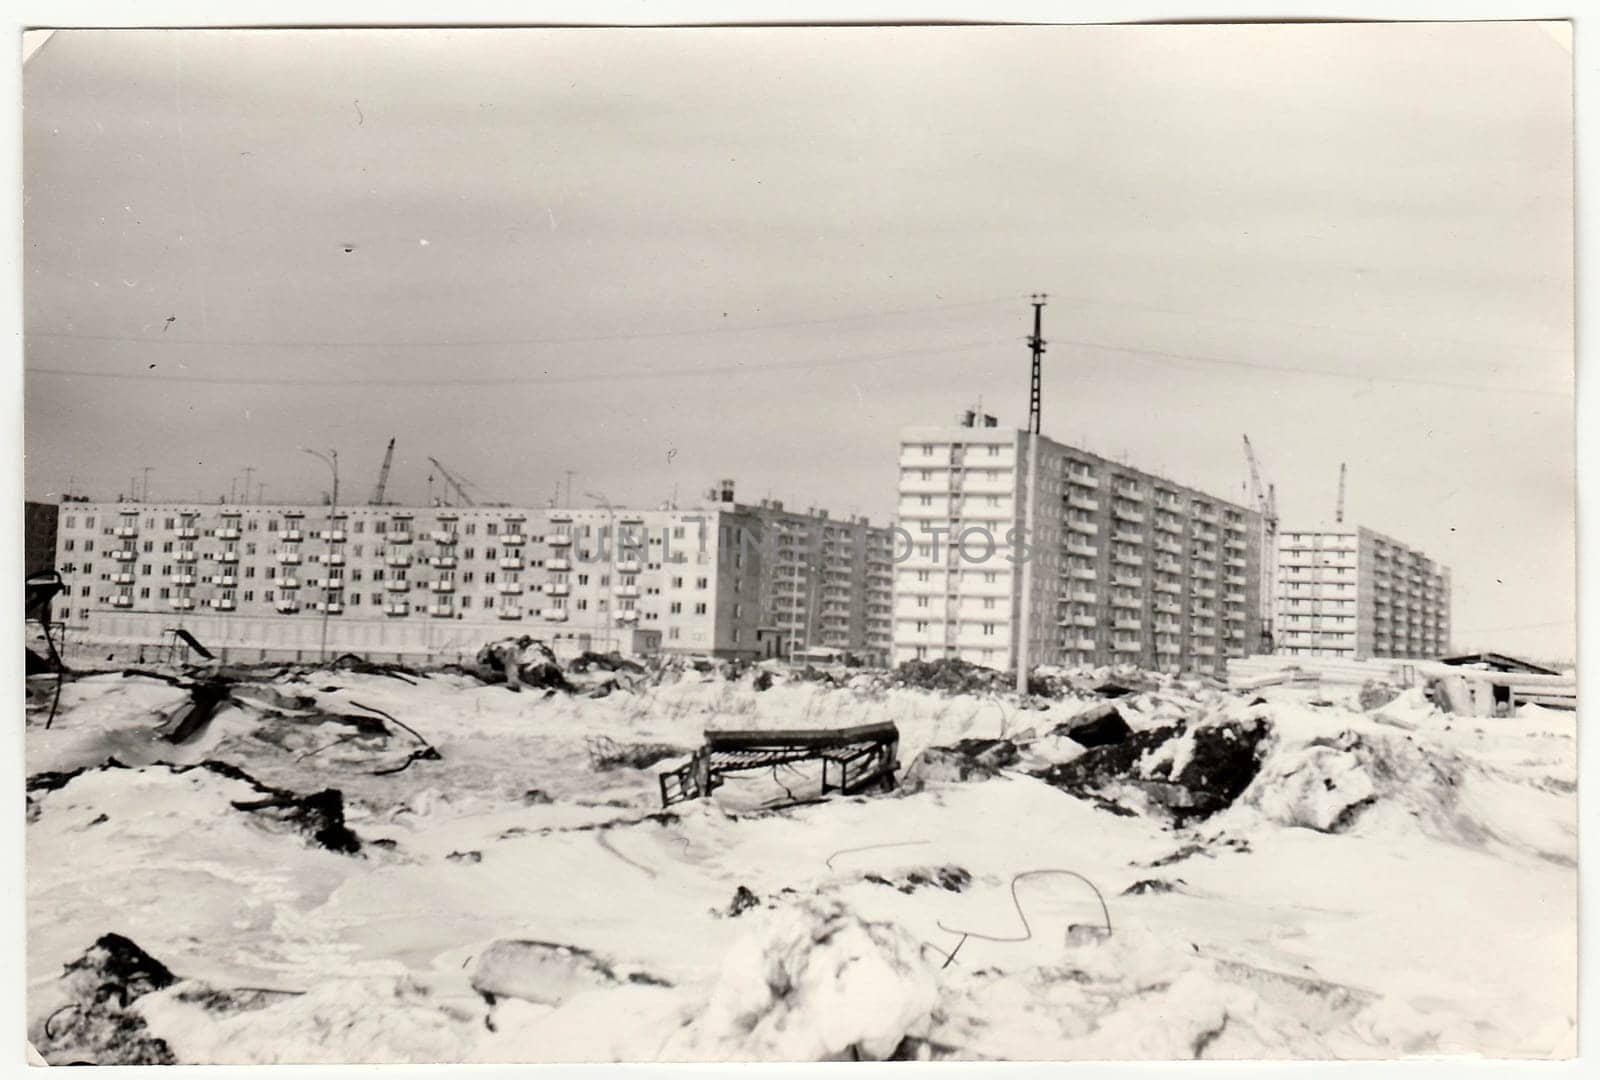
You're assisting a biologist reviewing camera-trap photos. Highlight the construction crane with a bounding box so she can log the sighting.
[1242,435,1279,654]
[369,438,396,506]
[427,457,476,508]
[1335,462,1347,524]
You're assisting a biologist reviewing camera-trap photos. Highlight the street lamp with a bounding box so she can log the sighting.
[299,447,339,662]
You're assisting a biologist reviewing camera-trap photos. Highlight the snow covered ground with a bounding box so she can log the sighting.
[24,664,1577,1062]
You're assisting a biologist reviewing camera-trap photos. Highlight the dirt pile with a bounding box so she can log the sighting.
[31,934,179,1065]
[1034,715,1274,825]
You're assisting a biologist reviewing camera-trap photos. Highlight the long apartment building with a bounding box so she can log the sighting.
[894,414,1263,675]
[1274,526,1452,659]
[48,483,893,662]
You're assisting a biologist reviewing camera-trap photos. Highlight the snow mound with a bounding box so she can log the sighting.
[662,898,938,1061]
[1239,726,1576,860]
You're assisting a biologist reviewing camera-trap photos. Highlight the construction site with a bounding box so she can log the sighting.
[20,20,1574,1069]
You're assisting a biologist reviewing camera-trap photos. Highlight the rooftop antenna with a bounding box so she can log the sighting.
[1027,294,1047,435]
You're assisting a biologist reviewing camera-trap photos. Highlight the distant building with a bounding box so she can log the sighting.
[1272,526,1452,659]
[24,500,59,575]
[51,484,892,663]
[893,415,1263,675]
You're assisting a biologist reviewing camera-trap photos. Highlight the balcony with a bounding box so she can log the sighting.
[1113,552,1144,568]
[273,577,300,589]
[1112,574,1142,589]
[388,531,413,545]
[1067,496,1099,513]
[548,534,573,547]
[170,598,195,610]
[1069,614,1095,628]
[547,557,571,572]
[219,551,239,563]
[1156,640,1180,654]
[1113,508,1146,527]
[386,554,412,567]
[209,598,236,611]
[498,582,524,594]
[324,553,345,566]
[278,551,302,565]
[1067,520,1098,536]
[430,605,455,618]
[432,580,455,593]
[1224,556,1247,570]
[386,603,411,616]
[431,531,459,545]
[616,559,642,573]
[498,607,523,620]
[175,527,199,540]
[429,555,457,569]
[319,530,347,543]
[499,557,525,571]
[280,530,304,542]
[1113,617,1142,631]
[1195,528,1220,544]
[1154,580,1180,595]
[1111,595,1141,610]
[1068,567,1097,582]
[1153,600,1180,615]
[214,575,238,588]
[217,528,241,541]
[542,608,569,621]
[276,601,300,613]
[1112,640,1142,653]
[616,585,640,598]
[546,582,570,596]
[114,526,139,539]
[1069,637,1096,651]
[318,602,344,615]
[113,549,138,563]
[501,533,527,546]
[113,573,135,585]
[1066,542,1097,558]
[1069,590,1097,604]
[111,595,134,608]
[618,610,641,623]
[384,579,408,592]
[175,551,198,563]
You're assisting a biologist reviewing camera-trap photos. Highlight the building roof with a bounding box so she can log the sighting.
[1438,651,1564,677]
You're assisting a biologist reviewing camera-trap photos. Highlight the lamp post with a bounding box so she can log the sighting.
[300,447,339,662]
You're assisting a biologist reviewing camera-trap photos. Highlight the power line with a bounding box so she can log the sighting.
[24,338,1012,388]
[22,295,1018,350]
[1051,336,1571,399]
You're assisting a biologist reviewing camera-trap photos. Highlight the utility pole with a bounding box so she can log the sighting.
[141,466,152,503]
[1027,294,1047,435]
[300,448,339,663]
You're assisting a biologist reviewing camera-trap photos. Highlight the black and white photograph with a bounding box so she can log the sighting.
[16,13,1578,1065]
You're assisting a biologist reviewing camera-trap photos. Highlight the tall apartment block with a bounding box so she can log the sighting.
[894,415,1263,675]
[49,483,893,663]
[1274,526,1452,659]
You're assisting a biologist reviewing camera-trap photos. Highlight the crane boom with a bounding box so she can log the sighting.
[426,456,476,508]
[370,438,396,505]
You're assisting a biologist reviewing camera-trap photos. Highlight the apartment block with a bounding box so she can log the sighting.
[1274,526,1452,659]
[894,416,1263,675]
[51,488,893,663]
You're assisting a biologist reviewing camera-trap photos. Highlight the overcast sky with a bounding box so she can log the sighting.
[22,23,1573,657]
